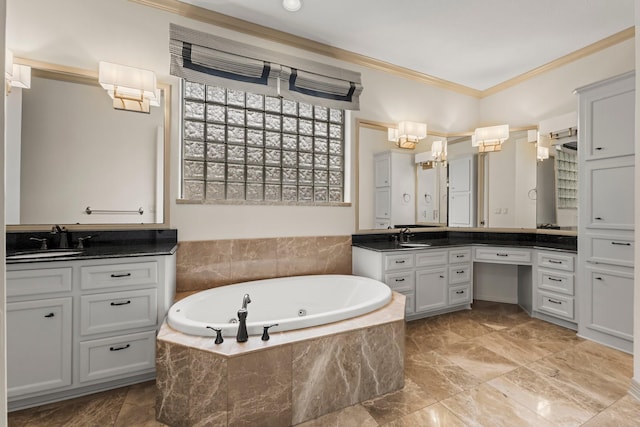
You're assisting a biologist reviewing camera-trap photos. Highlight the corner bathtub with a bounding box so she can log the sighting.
[167,274,392,337]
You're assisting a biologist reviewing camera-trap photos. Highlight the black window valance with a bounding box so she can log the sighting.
[169,23,363,110]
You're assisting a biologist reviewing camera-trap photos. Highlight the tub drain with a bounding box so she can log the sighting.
[298,309,307,317]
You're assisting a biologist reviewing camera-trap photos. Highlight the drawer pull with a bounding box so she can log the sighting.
[395,278,405,282]
[110,344,131,352]
[456,270,465,274]
[595,147,604,151]
[548,299,562,305]
[496,253,509,257]
[456,254,464,258]
[456,290,465,294]
[110,272,132,278]
[594,217,603,221]
[548,277,563,282]
[611,242,631,246]
[110,300,132,306]
[595,277,603,281]
[44,312,55,318]
[395,260,406,264]
[439,275,445,279]
[548,260,563,264]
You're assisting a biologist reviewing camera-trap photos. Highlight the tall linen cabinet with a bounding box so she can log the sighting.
[576,71,635,353]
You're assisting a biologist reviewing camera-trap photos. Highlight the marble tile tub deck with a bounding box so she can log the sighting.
[8,300,640,426]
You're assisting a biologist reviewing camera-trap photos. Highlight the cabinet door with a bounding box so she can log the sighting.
[580,75,635,160]
[585,268,633,341]
[586,158,634,230]
[415,267,447,313]
[7,298,72,397]
[375,187,391,219]
[449,157,471,192]
[374,154,390,187]
[449,192,472,226]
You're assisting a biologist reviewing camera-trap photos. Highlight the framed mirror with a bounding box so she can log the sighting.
[356,119,541,231]
[6,59,170,231]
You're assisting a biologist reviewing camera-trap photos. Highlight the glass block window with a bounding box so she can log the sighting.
[181,81,345,204]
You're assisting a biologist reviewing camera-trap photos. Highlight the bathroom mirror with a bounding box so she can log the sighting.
[356,120,539,231]
[356,119,449,231]
[6,59,170,230]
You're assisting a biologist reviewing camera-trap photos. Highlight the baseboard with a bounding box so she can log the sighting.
[630,379,640,401]
[474,294,518,304]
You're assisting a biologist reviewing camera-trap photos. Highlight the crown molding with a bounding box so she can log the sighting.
[480,26,635,98]
[131,0,634,99]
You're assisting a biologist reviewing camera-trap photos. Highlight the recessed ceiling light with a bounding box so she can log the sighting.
[282,0,301,12]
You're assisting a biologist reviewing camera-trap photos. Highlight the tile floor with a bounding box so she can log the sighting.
[8,301,640,426]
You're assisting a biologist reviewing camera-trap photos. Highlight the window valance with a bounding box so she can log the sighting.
[169,24,363,110]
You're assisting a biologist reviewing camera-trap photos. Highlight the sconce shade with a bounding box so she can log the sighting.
[11,64,31,89]
[537,145,549,161]
[98,61,159,113]
[388,121,427,149]
[472,124,509,153]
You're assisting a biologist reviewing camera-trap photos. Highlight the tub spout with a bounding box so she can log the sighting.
[237,294,251,342]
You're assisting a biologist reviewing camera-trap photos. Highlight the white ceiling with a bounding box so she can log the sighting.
[179,0,635,91]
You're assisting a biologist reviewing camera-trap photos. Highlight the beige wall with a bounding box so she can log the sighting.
[634,0,640,396]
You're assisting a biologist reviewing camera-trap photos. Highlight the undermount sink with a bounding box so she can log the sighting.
[7,250,82,260]
[399,243,432,248]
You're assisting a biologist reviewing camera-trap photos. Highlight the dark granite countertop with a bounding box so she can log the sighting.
[352,230,577,253]
[6,229,178,264]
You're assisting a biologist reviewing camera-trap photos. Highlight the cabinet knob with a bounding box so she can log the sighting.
[439,275,445,279]
[595,147,603,151]
[594,217,603,221]
[44,313,55,318]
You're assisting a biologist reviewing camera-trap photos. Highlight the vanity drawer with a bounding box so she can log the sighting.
[448,264,471,285]
[537,252,575,272]
[384,271,414,293]
[537,292,574,320]
[80,261,158,290]
[80,288,158,336]
[79,331,156,383]
[474,247,531,264]
[449,283,471,306]
[538,269,574,295]
[384,254,414,271]
[415,250,448,267]
[449,248,471,264]
[588,236,634,267]
[7,267,72,297]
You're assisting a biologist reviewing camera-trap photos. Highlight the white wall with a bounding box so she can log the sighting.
[480,39,635,127]
[634,0,640,398]
[1,0,8,420]
[5,88,20,224]
[7,0,480,241]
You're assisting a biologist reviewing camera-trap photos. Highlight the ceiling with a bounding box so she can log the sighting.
[178,0,635,92]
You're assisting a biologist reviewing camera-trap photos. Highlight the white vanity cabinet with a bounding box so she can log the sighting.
[533,251,577,328]
[353,246,473,320]
[576,71,635,353]
[6,254,176,410]
[448,155,476,227]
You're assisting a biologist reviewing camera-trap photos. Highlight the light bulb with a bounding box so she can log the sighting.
[283,0,301,12]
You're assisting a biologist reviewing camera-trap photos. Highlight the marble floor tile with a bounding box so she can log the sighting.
[489,366,602,425]
[581,394,640,427]
[9,301,638,427]
[405,350,483,401]
[469,330,552,365]
[295,404,378,427]
[440,383,556,427]
[383,402,468,427]
[434,341,520,382]
[360,377,436,424]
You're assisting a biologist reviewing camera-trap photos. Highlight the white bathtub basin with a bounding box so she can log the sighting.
[168,274,393,337]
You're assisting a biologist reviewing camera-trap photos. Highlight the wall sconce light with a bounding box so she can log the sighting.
[98,61,159,113]
[533,131,551,161]
[5,50,31,94]
[431,139,447,164]
[388,121,427,149]
[472,124,509,153]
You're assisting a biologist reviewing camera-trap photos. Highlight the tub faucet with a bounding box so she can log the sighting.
[236,293,251,342]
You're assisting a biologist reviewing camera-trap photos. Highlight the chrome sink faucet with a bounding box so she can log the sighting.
[236,293,251,342]
[51,225,69,249]
[399,227,411,243]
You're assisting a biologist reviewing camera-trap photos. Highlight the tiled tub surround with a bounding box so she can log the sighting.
[176,235,352,292]
[156,292,405,426]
